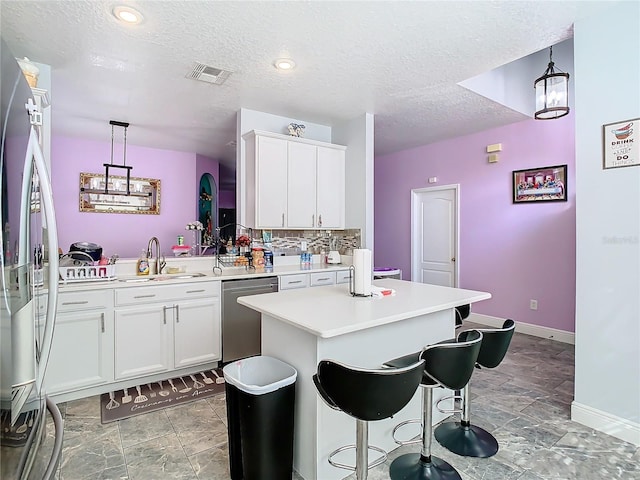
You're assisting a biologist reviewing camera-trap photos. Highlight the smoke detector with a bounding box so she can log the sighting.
[187,62,232,85]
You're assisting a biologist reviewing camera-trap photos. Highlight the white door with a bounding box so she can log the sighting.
[411,185,459,286]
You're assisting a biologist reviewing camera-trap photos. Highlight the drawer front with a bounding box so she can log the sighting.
[279,274,309,290]
[58,289,112,312]
[115,281,219,306]
[310,272,336,287]
[336,269,351,284]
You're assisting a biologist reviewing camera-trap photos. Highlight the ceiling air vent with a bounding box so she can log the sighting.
[187,62,232,85]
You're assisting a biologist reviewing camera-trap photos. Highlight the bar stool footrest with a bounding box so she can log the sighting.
[435,394,463,415]
[328,444,387,471]
[434,421,499,458]
[392,418,423,446]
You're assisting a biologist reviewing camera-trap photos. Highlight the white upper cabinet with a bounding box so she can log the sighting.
[244,130,346,229]
[255,135,288,228]
[287,142,317,228]
[316,146,345,229]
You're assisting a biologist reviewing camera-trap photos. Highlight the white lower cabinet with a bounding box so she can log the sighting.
[309,271,336,287]
[114,281,221,381]
[113,303,172,380]
[279,269,350,290]
[45,290,113,395]
[336,269,351,284]
[279,273,310,290]
[173,298,220,369]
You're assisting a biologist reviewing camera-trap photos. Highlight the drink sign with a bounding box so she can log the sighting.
[603,118,639,169]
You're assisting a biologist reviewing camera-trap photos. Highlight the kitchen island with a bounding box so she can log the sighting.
[237,278,491,480]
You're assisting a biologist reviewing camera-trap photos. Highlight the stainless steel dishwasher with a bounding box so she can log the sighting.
[221,276,278,363]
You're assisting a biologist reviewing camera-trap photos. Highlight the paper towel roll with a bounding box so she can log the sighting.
[353,248,372,296]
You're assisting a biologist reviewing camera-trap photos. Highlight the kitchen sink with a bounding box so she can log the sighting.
[118,272,208,283]
[165,272,207,279]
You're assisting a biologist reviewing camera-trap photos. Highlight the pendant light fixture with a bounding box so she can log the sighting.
[534,46,570,120]
[104,120,132,195]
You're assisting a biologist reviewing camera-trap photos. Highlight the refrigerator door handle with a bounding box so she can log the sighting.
[27,127,60,388]
[42,396,64,479]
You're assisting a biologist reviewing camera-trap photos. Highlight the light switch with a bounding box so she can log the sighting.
[486,143,502,153]
[428,177,437,184]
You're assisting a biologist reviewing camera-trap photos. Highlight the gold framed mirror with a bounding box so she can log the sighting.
[79,172,160,214]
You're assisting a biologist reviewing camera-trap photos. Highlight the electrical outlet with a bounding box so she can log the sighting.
[530,299,538,310]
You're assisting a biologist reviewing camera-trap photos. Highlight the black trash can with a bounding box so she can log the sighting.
[223,355,297,480]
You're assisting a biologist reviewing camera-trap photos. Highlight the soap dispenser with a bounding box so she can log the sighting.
[136,249,150,276]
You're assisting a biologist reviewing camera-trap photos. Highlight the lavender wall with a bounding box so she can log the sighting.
[218,189,235,209]
[51,135,202,260]
[375,115,576,332]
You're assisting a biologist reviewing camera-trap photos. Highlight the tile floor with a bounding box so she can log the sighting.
[46,323,639,480]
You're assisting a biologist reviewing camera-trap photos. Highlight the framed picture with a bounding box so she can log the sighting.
[512,165,567,204]
[603,118,639,169]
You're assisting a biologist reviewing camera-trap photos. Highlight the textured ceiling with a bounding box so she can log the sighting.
[1,1,614,178]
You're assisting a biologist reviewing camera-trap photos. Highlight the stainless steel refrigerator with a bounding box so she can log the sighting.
[1,38,63,479]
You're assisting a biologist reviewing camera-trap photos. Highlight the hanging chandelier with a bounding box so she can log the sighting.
[534,46,570,120]
[104,120,132,194]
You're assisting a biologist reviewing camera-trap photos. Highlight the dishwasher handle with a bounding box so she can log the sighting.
[224,284,278,295]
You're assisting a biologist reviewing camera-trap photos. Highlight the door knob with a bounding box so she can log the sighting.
[451,257,456,262]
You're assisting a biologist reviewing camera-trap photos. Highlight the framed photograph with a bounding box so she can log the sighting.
[512,165,567,204]
[603,118,639,169]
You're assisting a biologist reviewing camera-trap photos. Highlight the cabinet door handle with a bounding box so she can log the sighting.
[175,304,179,323]
[289,280,302,284]
[100,313,105,333]
[282,213,285,227]
[62,300,88,305]
[316,277,330,281]
[163,305,168,324]
[318,214,322,227]
[134,294,156,299]
[186,289,205,294]
[312,214,315,227]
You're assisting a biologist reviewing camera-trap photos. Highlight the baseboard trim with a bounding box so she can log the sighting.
[571,401,640,446]
[468,313,575,345]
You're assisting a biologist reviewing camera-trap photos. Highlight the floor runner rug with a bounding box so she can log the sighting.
[100,369,225,423]
[0,408,37,447]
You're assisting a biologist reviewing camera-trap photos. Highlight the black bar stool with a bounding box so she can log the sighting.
[434,319,516,458]
[455,304,470,328]
[313,359,425,480]
[384,330,483,480]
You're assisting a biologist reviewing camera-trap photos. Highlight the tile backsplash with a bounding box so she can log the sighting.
[252,229,361,255]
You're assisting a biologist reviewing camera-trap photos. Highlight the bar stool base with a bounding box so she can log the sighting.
[434,422,499,458]
[389,453,462,480]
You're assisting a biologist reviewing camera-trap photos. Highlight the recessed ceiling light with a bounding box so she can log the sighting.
[274,58,296,71]
[113,5,144,24]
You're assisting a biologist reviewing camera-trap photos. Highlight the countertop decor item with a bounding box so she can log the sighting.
[602,118,639,169]
[186,221,204,255]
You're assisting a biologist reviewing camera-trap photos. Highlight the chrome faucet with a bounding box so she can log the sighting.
[146,236,166,274]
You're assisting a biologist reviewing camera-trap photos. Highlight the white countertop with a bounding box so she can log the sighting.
[238,278,491,338]
[57,260,351,291]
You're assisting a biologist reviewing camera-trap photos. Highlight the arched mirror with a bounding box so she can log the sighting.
[199,173,217,247]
